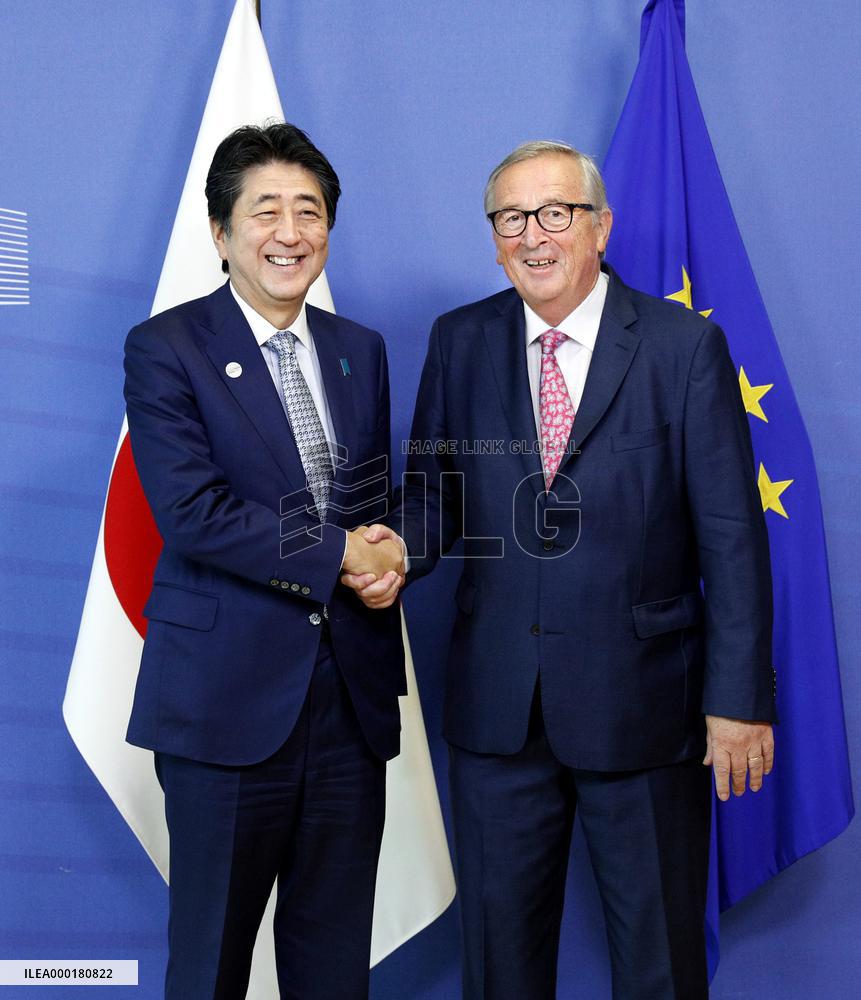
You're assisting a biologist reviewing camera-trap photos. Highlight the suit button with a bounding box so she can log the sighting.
[301,586,311,596]
[530,624,540,636]
[309,612,322,626]
[280,581,291,590]
[542,541,554,551]
[290,583,301,592]
[269,579,279,587]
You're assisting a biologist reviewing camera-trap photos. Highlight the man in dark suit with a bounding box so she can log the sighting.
[345,141,776,998]
[124,123,406,999]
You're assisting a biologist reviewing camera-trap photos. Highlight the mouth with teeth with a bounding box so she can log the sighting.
[524,258,555,268]
[266,255,302,266]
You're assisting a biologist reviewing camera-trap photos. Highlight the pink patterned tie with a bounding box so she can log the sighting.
[539,329,575,489]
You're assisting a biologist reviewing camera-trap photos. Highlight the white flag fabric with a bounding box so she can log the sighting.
[63,0,454,992]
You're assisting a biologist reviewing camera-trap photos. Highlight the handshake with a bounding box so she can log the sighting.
[340,524,405,609]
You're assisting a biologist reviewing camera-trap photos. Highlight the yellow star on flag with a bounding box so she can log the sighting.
[665,266,714,318]
[758,462,793,519]
[739,366,774,422]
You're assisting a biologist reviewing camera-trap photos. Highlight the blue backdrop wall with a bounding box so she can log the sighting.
[0,1,858,996]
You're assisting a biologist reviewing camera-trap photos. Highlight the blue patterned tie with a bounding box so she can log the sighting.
[269,331,334,522]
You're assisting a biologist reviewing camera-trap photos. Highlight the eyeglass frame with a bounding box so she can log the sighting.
[487,202,596,238]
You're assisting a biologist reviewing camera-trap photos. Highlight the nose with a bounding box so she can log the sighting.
[520,213,547,247]
[274,212,301,245]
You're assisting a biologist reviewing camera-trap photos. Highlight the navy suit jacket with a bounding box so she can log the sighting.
[124,282,405,766]
[398,267,775,771]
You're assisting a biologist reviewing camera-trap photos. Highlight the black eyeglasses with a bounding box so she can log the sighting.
[488,202,595,238]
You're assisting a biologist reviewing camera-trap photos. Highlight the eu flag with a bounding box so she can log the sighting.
[602,0,853,976]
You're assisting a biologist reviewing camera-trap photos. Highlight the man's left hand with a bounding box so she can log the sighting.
[704,715,775,801]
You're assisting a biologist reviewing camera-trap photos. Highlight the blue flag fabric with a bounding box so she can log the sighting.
[602,0,853,977]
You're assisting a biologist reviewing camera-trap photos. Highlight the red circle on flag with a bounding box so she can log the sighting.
[104,434,163,639]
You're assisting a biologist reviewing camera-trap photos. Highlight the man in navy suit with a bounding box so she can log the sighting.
[346,141,776,998]
[124,123,406,999]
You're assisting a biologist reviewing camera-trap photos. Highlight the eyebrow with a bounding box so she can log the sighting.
[496,198,573,211]
[249,192,323,209]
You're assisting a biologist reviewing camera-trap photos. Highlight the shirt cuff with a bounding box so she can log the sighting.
[398,532,411,574]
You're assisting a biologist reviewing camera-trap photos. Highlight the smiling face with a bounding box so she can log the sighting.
[210,161,329,329]
[490,153,612,327]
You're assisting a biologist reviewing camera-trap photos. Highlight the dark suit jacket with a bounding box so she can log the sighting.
[398,267,775,771]
[123,281,405,766]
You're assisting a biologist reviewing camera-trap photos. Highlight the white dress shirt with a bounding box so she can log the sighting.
[229,282,338,450]
[523,270,609,436]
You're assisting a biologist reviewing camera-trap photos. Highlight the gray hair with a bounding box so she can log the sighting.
[483,140,610,218]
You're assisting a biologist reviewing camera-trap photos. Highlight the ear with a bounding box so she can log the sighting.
[493,233,504,266]
[209,217,228,263]
[595,209,613,253]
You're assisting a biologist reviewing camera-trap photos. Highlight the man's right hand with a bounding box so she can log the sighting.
[341,525,405,609]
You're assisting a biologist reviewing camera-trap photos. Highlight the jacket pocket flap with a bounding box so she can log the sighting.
[612,422,670,452]
[455,576,476,615]
[632,591,700,638]
[144,583,218,632]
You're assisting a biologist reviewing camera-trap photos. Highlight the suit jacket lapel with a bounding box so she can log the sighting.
[202,283,304,492]
[483,291,545,496]
[558,270,641,474]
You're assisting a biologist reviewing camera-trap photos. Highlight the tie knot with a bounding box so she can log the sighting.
[269,330,297,355]
[540,329,567,354]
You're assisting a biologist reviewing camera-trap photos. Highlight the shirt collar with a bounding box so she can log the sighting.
[229,282,312,350]
[523,269,609,351]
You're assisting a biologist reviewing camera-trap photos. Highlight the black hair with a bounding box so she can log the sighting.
[206,122,341,273]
